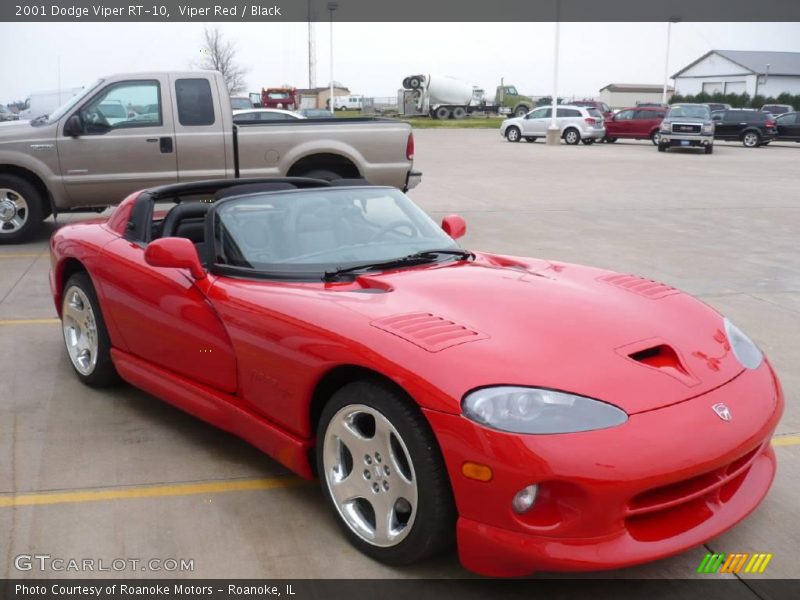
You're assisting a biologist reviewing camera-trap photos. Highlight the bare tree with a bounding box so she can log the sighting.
[198,26,248,94]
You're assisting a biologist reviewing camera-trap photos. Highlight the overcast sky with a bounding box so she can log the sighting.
[1,22,799,103]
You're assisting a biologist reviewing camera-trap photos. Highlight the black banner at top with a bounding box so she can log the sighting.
[3,0,800,22]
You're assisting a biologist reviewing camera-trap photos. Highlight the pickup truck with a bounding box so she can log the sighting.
[0,70,420,243]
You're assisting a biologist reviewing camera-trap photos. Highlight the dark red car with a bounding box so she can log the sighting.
[605,106,667,145]
[49,178,783,577]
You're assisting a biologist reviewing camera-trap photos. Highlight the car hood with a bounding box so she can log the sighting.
[0,119,55,142]
[336,254,744,415]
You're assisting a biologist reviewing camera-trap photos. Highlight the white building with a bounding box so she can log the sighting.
[672,50,800,97]
[599,84,673,109]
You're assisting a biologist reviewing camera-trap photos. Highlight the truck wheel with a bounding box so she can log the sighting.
[505,127,521,142]
[402,78,411,89]
[705,145,714,154]
[742,132,760,148]
[651,131,661,145]
[451,107,467,120]
[0,175,45,244]
[434,107,451,120]
[408,77,422,90]
[658,143,667,152]
[300,169,342,182]
[563,128,580,145]
[514,106,529,118]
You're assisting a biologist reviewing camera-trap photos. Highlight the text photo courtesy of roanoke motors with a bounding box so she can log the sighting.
[1,1,800,599]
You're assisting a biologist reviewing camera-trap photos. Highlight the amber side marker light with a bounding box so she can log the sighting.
[462,462,493,482]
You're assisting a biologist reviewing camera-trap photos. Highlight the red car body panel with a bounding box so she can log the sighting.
[605,107,667,140]
[48,190,783,576]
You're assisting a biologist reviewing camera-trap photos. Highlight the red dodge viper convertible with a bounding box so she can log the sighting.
[50,178,783,577]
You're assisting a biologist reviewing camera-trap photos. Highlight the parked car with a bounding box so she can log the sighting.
[50,177,783,577]
[760,104,793,118]
[571,100,614,121]
[500,105,606,145]
[775,111,800,142]
[297,108,336,119]
[230,96,254,111]
[0,70,420,243]
[232,108,305,123]
[604,106,667,145]
[706,102,732,113]
[657,104,715,154]
[711,109,776,147]
[0,104,13,122]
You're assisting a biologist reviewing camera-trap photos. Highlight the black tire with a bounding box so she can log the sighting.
[61,272,120,388]
[651,131,661,146]
[299,169,342,181]
[317,380,456,565]
[524,137,537,143]
[563,128,580,145]
[408,77,422,89]
[402,78,410,89]
[658,142,667,152]
[581,138,595,145]
[451,106,467,120]
[705,145,714,154]
[605,137,617,143]
[434,106,451,120]
[505,126,521,142]
[0,174,45,244]
[514,105,529,118]
[742,131,760,148]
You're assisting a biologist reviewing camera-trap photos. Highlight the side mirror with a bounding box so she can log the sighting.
[144,237,206,280]
[441,214,467,240]
[64,114,83,137]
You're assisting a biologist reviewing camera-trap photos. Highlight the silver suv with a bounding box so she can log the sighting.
[500,105,606,145]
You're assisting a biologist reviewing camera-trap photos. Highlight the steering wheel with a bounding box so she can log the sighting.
[369,220,418,242]
[84,108,110,129]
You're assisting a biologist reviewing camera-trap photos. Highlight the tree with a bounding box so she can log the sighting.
[198,26,248,94]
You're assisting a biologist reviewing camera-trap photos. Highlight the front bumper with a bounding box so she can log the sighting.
[660,131,714,147]
[424,362,782,577]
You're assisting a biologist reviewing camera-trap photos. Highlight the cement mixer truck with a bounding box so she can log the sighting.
[399,74,534,119]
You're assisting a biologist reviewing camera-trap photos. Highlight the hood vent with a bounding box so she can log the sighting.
[371,312,488,352]
[600,273,679,300]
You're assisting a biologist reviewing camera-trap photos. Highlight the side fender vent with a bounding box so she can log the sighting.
[371,312,488,353]
[600,273,680,299]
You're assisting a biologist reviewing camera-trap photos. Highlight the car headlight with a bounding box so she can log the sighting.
[724,318,763,370]
[462,386,628,434]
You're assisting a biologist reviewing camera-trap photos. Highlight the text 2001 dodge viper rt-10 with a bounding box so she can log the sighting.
[49,177,783,577]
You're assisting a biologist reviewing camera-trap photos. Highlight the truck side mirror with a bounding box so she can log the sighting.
[64,115,83,138]
[441,215,467,240]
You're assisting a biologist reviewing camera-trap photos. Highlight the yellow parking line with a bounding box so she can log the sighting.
[0,318,59,326]
[0,476,306,508]
[0,253,44,259]
[771,434,800,447]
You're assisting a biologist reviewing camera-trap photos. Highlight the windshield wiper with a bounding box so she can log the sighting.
[323,248,474,281]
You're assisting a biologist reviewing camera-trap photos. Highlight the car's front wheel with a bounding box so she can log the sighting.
[505,126,521,142]
[61,272,120,387]
[651,131,661,145]
[317,380,455,565]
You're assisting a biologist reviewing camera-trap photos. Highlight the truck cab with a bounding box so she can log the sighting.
[495,85,533,118]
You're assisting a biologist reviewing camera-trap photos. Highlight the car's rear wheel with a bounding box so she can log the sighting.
[605,137,617,143]
[0,176,45,244]
[505,126,521,142]
[524,136,537,143]
[742,132,760,148]
[317,380,455,565]
[651,131,661,145]
[563,128,580,145]
[61,272,120,387]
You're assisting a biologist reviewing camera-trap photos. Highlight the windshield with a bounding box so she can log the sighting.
[230,97,252,110]
[43,79,103,124]
[213,188,457,277]
[667,105,710,119]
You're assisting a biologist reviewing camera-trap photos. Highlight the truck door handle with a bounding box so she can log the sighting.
[159,137,173,153]
[145,138,158,143]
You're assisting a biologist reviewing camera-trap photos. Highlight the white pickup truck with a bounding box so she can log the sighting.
[0,70,420,243]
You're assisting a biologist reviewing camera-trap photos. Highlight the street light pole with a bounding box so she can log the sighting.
[307,0,316,88]
[546,1,561,146]
[662,20,678,105]
[328,2,338,112]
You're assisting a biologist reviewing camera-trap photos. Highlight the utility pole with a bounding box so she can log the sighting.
[307,0,316,88]
[545,1,561,146]
[328,2,338,111]
[662,19,679,105]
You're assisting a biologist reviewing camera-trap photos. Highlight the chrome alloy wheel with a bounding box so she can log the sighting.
[743,132,759,147]
[62,286,99,376]
[323,404,418,547]
[0,188,28,234]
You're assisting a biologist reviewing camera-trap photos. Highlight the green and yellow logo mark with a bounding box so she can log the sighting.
[697,552,773,574]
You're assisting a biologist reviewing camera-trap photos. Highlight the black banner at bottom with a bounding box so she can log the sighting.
[2,579,799,600]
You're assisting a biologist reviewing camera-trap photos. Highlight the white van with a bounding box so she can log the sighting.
[332,95,364,111]
[19,87,84,120]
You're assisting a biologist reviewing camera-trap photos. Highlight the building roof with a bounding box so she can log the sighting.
[296,86,350,95]
[673,50,800,78]
[600,83,674,93]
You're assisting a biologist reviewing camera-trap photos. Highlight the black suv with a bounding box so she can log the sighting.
[711,110,777,147]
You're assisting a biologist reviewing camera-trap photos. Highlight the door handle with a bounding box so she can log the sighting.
[159,137,173,153]
[145,138,158,143]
